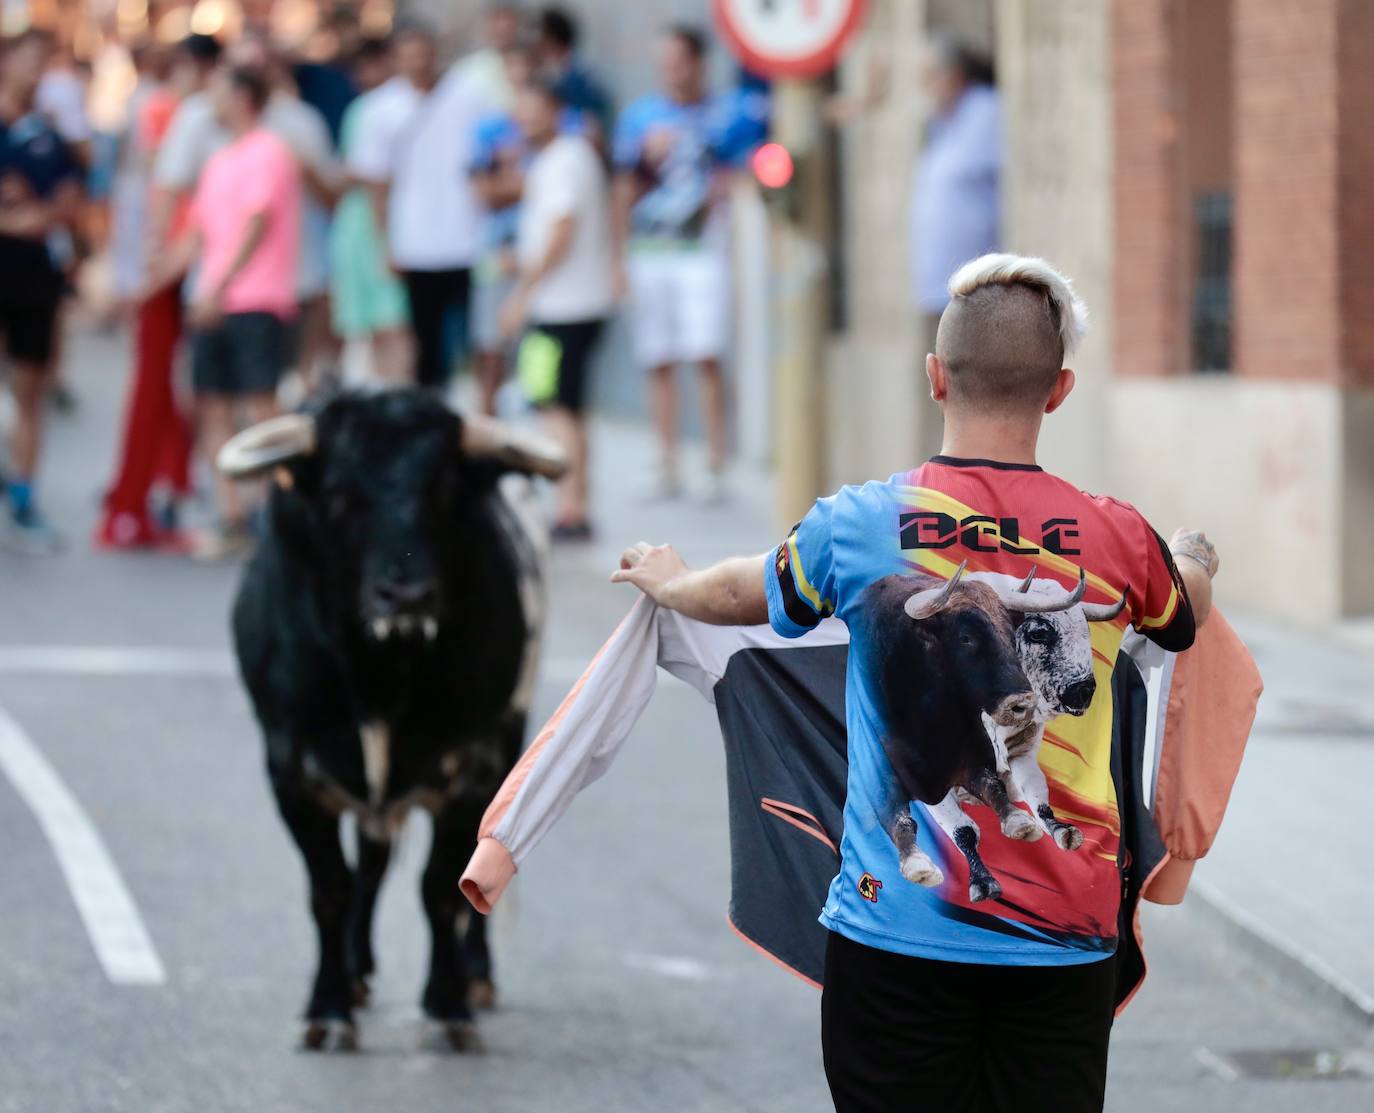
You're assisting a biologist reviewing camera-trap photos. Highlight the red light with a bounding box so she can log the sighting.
[751,142,794,190]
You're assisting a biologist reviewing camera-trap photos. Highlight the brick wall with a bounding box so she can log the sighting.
[1336,0,1374,387]
[1111,0,1182,378]
[1232,0,1342,383]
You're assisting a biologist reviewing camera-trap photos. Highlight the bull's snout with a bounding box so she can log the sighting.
[1059,676,1096,715]
[366,578,440,643]
[992,691,1037,727]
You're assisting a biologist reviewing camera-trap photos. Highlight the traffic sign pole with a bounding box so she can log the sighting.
[710,0,868,531]
[771,78,831,534]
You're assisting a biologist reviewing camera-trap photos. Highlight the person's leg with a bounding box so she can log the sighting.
[821,931,984,1112]
[470,270,512,415]
[198,391,242,526]
[3,287,63,549]
[402,270,446,389]
[980,957,1115,1113]
[371,326,414,386]
[626,253,682,492]
[678,249,732,485]
[439,268,472,390]
[546,320,603,532]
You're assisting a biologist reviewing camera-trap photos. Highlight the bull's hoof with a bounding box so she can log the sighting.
[468,978,497,1011]
[1053,824,1084,851]
[968,874,1003,903]
[1000,809,1040,841]
[301,1017,358,1052]
[351,978,372,1008]
[899,853,944,888]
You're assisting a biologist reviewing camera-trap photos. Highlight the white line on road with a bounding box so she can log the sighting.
[0,703,166,986]
[0,645,234,678]
[0,646,679,691]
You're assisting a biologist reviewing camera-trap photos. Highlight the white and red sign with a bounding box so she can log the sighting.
[712,0,869,79]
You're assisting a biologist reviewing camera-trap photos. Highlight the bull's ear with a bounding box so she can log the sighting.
[459,413,569,480]
[218,414,316,478]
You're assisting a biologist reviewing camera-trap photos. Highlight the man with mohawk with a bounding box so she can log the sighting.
[612,253,1220,1112]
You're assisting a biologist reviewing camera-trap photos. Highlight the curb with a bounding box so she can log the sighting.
[1185,878,1374,1028]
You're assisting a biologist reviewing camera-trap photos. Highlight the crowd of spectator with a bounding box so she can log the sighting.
[0,5,771,559]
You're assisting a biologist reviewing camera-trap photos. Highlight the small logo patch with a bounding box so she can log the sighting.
[857,872,883,903]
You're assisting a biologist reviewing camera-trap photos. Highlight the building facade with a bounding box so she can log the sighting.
[827,0,1374,623]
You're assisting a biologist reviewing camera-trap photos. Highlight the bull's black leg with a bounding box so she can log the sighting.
[271,765,356,1050]
[420,797,484,1051]
[346,830,391,1006]
[951,825,1002,903]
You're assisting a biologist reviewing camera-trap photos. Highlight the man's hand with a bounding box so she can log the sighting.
[1168,528,1219,578]
[189,290,223,330]
[611,542,690,609]
[498,286,528,342]
[1169,527,1218,628]
[611,544,769,626]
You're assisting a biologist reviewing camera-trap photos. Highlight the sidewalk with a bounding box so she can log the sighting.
[1191,608,1374,1020]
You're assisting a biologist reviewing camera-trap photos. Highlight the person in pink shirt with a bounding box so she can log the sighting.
[146,65,301,558]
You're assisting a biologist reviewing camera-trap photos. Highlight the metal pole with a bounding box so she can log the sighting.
[770,78,831,534]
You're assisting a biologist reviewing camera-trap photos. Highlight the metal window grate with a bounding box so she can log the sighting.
[1192,190,1232,373]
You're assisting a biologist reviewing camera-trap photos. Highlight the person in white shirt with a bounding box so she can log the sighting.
[499,78,613,542]
[349,22,492,389]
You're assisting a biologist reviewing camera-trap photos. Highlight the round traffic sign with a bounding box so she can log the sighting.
[712,0,869,79]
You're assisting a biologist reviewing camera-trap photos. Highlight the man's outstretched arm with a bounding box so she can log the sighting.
[611,542,769,626]
[1168,527,1218,628]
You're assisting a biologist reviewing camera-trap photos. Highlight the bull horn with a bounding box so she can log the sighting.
[217,413,315,478]
[1081,586,1129,622]
[1000,567,1088,613]
[460,413,569,480]
[904,561,968,620]
[1016,566,1037,593]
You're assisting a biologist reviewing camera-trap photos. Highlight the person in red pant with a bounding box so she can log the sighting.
[94,35,219,551]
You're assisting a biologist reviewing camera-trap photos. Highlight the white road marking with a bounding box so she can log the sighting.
[0,646,681,693]
[0,703,166,985]
[621,952,713,982]
[0,645,234,678]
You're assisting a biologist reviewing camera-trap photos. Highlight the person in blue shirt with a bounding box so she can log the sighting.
[611,25,741,504]
[0,29,83,555]
[535,7,610,146]
[610,253,1220,1113]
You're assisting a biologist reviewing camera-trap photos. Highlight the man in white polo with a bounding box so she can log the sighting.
[350,21,491,389]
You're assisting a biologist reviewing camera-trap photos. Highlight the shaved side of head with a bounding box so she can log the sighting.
[935,254,1088,414]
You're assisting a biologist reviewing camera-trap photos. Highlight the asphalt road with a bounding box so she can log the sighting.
[1,330,1371,1112]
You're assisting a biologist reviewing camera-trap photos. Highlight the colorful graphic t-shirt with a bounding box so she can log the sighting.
[764,457,1196,967]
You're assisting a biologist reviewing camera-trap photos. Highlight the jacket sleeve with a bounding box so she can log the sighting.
[460,596,663,913]
[1143,608,1263,904]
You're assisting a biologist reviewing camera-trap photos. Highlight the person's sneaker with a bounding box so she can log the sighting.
[698,468,729,507]
[640,465,683,503]
[189,521,255,561]
[550,520,594,544]
[3,505,64,556]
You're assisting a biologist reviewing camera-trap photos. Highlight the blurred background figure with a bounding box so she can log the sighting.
[455,1,523,113]
[612,24,731,505]
[909,34,1000,353]
[502,76,612,541]
[143,65,300,560]
[0,28,83,555]
[534,6,609,149]
[350,20,490,391]
[94,37,198,553]
[329,35,410,386]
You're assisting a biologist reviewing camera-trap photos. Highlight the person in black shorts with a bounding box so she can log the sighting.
[0,29,83,555]
[502,78,613,541]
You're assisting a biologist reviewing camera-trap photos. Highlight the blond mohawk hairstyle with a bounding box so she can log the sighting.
[947,253,1089,357]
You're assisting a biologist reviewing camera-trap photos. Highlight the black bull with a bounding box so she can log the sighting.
[225,392,564,1051]
[852,566,1083,888]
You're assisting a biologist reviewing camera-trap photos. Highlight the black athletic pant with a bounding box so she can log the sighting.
[821,931,1115,1113]
[402,267,471,389]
